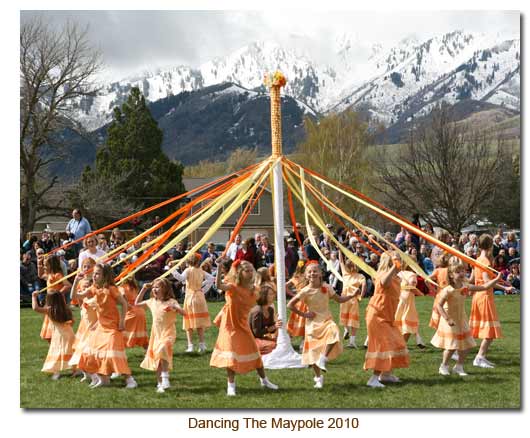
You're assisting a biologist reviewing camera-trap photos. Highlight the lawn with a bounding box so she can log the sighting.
[20,295,520,409]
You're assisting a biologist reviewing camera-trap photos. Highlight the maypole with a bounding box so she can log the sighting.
[262,71,303,369]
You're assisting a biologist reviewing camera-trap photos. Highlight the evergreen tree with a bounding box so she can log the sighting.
[95,87,185,208]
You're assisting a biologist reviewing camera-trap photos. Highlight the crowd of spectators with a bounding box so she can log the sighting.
[20,208,521,304]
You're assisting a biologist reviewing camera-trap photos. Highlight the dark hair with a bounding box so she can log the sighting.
[73,209,83,218]
[94,263,115,288]
[45,255,63,274]
[46,293,73,323]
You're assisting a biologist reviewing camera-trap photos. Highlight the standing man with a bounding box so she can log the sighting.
[226,233,242,261]
[65,208,92,256]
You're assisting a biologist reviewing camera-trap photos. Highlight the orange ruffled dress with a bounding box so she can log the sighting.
[429,268,449,329]
[69,279,98,368]
[210,283,263,374]
[339,272,365,329]
[175,267,212,330]
[469,255,503,339]
[431,285,476,351]
[140,298,180,371]
[296,284,342,366]
[364,274,409,372]
[394,271,419,335]
[287,276,307,337]
[77,285,131,376]
[40,273,66,342]
[42,317,76,374]
[120,283,149,348]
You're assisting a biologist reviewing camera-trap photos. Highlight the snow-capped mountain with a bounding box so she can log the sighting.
[72,30,520,132]
[331,31,520,125]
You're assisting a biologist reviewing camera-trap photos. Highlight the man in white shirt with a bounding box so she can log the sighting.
[226,233,242,260]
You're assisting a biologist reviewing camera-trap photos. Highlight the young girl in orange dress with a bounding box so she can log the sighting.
[428,253,450,330]
[287,261,356,389]
[135,278,185,393]
[286,260,307,351]
[37,255,72,343]
[31,288,75,380]
[432,257,501,376]
[338,251,366,349]
[69,256,97,382]
[172,253,214,353]
[364,251,410,388]
[470,234,512,368]
[76,263,137,389]
[395,263,425,347]
[119,277,149,349]
[210,260,279,396]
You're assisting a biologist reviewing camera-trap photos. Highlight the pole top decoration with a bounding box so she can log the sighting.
[264,71,286,158]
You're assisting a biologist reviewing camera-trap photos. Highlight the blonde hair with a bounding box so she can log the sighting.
[231,260,255,286]
[447,257,466,287]
[304,262,323,287]
[152,278,175,301]
[377,251,395,273]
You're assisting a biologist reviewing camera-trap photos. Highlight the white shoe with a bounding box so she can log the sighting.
[316,355,328,372]
[227,383,236,396]
[89,374,99,386]
[452,364,468,376]
[90,377,107,389]
[161,378,170,389]
[379,373,401,383]
[367,375,385,388]
[343,328,350,340]
[110,372,121,380]
[51,373,61,381]
[439,364,450,376]
[347,340,358,349]
[198,343,207,353]
[156,384,165,393]
[480,357,495,367]
[185,344,194,353]
[473,356,495,368]
[260,377,279,390]
[313,376,324,389]
[125,376,138,389]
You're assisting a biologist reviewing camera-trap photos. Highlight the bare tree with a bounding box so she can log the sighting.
[295,111,375,223]
[20,17,102,237]
[373,103,505,235]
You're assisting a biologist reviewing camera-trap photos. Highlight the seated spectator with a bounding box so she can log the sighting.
[21,235,38,255]
[493,234,503,258]
[78,235,107,267]
[506,263,520,292]
[506,246,519,263]
[249,285,282,355]
[97,234,110,252]
[20,251,39,300]
[420,245,434,275]
[463,234,478,258]
[38,230,55,253]
[109,227,125,250]
[493,254,509,279]
[503,232,519,252]
[201,242,219,265]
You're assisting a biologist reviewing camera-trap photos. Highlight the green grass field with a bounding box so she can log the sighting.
[20,296,520,409]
